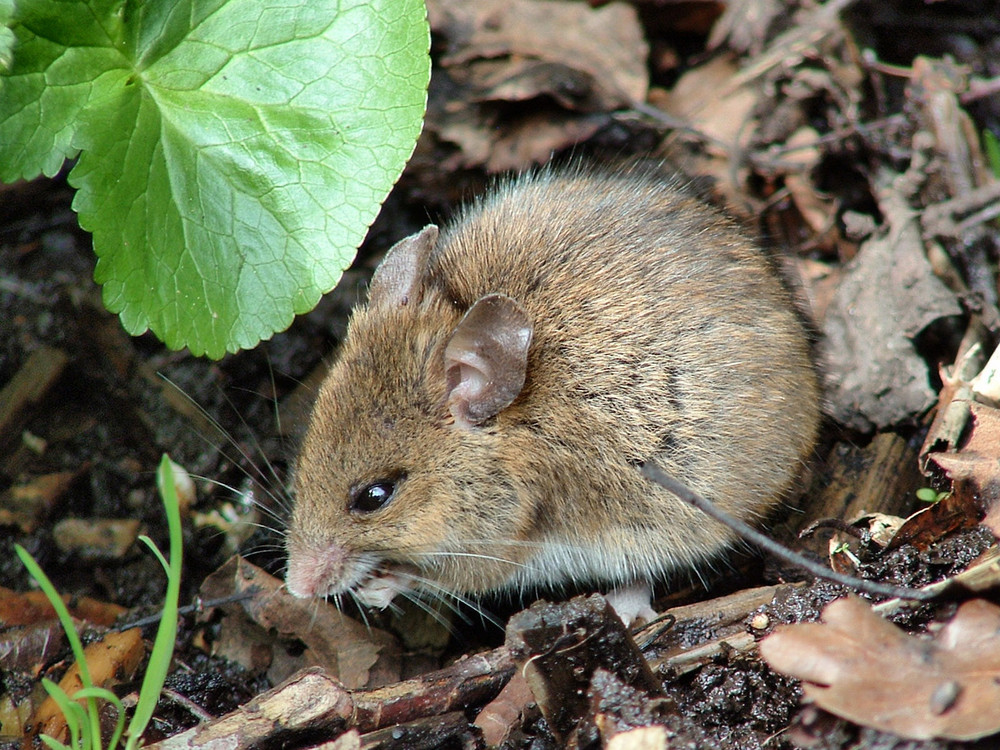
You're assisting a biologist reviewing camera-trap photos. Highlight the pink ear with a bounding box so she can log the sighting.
[444,294,533,429]
[368,225,438,310]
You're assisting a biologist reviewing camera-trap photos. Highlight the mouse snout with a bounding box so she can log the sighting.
[285,540,351,599]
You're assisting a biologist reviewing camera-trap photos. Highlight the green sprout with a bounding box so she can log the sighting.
[915,487,950,504]
[984,129,1000,178]
[17,454,184,750]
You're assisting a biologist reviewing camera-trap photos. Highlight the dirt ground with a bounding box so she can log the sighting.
[3,0,1000,748]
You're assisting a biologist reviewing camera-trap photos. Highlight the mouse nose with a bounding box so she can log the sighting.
[285,541,348,599]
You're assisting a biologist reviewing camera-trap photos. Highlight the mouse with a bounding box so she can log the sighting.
[284,165,820,625]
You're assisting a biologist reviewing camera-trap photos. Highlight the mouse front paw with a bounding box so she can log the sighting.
[354,566,415,609]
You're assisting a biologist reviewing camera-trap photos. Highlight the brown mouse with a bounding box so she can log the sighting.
[285,165,819,623]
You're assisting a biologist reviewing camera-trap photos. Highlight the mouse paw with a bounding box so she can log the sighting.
[354,569,413,609]
[604,582,657,627]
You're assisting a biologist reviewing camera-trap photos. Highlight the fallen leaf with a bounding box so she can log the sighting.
[818,170,963,431]
[658,56,758,207]
[30,629,145,744]
[429,0,647,109]
[424,0,648,172]
[199,556,401,689]
[827,512,902,575]
[0,586,126,628]
[926,401,1000,538]
[760,596,1000,740]
[886,489,984,551]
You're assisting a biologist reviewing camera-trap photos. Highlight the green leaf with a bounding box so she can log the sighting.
[0,0,128,180]
[2,0,430,357]
[0,1,16,76]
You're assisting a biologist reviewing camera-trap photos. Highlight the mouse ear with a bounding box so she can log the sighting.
[444,294,533,429]
[368,225,439,310]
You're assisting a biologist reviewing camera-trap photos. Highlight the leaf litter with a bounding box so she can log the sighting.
[760,597,1000,741]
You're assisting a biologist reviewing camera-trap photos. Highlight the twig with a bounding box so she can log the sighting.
[113,592,258,631]
[639,462,935,601]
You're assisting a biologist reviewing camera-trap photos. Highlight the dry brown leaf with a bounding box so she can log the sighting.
[818,170,963,431]
[30,629,145,744]
[760,596,1000,741]
[424,0,647,172]
[0,586,126,628]
[827,512,902,574]
[199,556,401,689]
[928,400,1000,538]
[885,489,984,551]
[437,107,606,174]
[429,0,647,109]
[658,56,758,206]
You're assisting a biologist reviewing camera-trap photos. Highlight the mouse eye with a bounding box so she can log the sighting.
[349,480,397,514]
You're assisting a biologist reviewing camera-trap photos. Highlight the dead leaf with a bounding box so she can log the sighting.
[826,512,902,574]
[760,596,1000,740]
[429,0,647,109]
[436,105,607,173]
[30,629,145,744]
[0,586,126,628]
[424,0,648,172]
[885,489,983,551]
[927,400,1000,538]
[659,56,758,206]
[199,556,401,689]
[818,169,963,431]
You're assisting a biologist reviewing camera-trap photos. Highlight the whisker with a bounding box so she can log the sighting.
[391,569,502,630]
[187,474,287,528]
[394,588,461,631]
[348,590,374,631]
[410,550,526,568]
[157,374,293,517]
[206,359,294,507]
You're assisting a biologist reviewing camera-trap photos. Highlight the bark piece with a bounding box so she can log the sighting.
[0,346,68,455]
[505,595,661,744]
[150,668,354,750]
[358,711,477,750]
[150,649,515,750]
[588,669,674,745]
